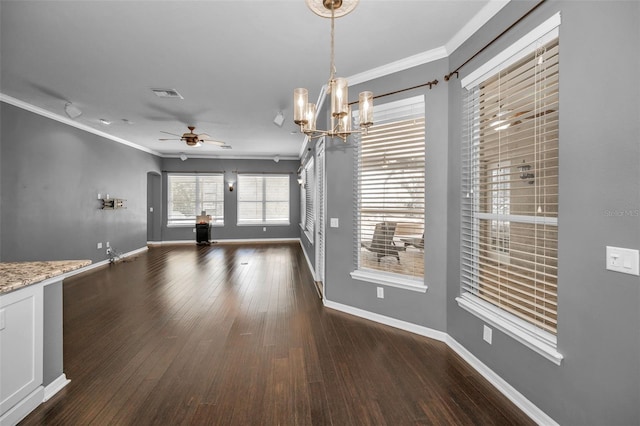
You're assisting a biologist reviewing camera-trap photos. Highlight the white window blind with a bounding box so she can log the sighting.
[460,32,559,341]
[354,96,425,279]
[237,174,290,225]
[167,174,224,225]
[304,157,315,233]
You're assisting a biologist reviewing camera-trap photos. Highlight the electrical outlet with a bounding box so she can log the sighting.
[193,228,196,233]
[376,287,384,299]
[483,325,493,344]
[97,242,102,249]
[263,227,267,232]
[106,241,110,248]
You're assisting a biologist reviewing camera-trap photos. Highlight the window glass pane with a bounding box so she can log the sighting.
[461,37,559,336]
[238,174,289,224]
[355,96,425,279]
[167,174,224,225]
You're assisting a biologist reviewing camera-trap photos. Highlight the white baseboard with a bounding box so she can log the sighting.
[445,336,559,426]
[70,246,149,275]
[323,299,448,342]
[149,238,301,245]
[0,386,44,426]
[323,298,557,425]
[299,242,318,281]
[43,374,70,402]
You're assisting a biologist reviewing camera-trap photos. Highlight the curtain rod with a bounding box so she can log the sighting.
[444,0,547,82]
[348,79,439,106]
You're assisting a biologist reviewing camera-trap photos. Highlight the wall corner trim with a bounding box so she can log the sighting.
[323,298,558,426]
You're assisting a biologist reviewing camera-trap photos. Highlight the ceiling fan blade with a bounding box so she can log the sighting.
[160,131,182,137]
[202,140,226,146]
[159,138,180,141]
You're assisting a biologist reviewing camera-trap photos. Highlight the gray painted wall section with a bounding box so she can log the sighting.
[0,102,162,262]
[43,281,63,386]
[323,57,449,331]
[160,157,301,241]
[447,2,640,424]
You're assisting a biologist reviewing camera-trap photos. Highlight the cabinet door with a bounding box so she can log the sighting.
[0,284,43,415]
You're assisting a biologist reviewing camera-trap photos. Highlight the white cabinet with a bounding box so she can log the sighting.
[0,283,44,425]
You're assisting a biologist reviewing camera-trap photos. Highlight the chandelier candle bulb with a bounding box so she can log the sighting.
[359,91,373,127]
[331,78,349,118]
[294,88,309,125]
[305,103,317,132]
[338,105,352,136]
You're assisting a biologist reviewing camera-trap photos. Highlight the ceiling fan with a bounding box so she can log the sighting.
[159,126,227,147]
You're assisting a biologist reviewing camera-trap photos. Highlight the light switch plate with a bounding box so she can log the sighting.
[376,287,384,298]
[606,246,639,276]
[330,218,339,228]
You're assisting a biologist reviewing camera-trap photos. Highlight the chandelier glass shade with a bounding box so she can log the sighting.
[294,0,373,140]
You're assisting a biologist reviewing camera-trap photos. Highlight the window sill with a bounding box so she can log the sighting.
[456,293,563,365]
[350,269,427,293]
[236,222,291,227]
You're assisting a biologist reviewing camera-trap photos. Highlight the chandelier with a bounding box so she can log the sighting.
[294,0,373,140]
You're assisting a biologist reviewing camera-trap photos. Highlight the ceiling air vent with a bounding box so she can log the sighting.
[151,88,183,99]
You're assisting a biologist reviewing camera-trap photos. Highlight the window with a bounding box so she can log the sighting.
[302,157,315,234]
[237,174,290,225]
[458,14,561,363]
[352,96,425,287]
[167,174,224,226]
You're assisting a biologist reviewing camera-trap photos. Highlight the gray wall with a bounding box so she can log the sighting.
[322,57,450,330]
[319,1,639,424]
[446,1,640,425]
[0,102,162,262]
[160,157,301,241]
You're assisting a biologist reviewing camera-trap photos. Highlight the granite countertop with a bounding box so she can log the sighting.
[0,260,92,294]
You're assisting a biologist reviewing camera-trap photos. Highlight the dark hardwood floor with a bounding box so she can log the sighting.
[21,242,534,425]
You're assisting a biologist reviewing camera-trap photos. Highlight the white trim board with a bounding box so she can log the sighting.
[0,93,161,157]
[323,297,558,426]
[148,238,301,246]
[43,374,70,402]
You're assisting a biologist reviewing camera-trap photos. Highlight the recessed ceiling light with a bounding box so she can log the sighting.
[99,118,111,125]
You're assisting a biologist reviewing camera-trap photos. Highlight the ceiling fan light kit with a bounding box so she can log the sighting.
[159,125,227,148]
[294,0,373,141]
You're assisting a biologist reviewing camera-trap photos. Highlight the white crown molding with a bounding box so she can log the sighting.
[0,93,162,157]
[344,0,511,86]
[445,0,511,55]
[347,47,448,86]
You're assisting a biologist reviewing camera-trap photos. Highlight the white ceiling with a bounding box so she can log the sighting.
[0,0,508,160]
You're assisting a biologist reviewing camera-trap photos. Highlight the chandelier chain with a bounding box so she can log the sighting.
[330,2,336,81]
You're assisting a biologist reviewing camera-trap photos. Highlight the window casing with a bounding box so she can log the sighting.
[237,174,290,225]
[458,14,561,363]
[352,96,425,286]
[167,174,224,226]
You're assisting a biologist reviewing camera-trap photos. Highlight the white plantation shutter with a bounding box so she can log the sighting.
[460,27,559,341]
[354,96,425,279]
[304,158,315,233]
[237,174,290,225]
[167,174,224,225]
